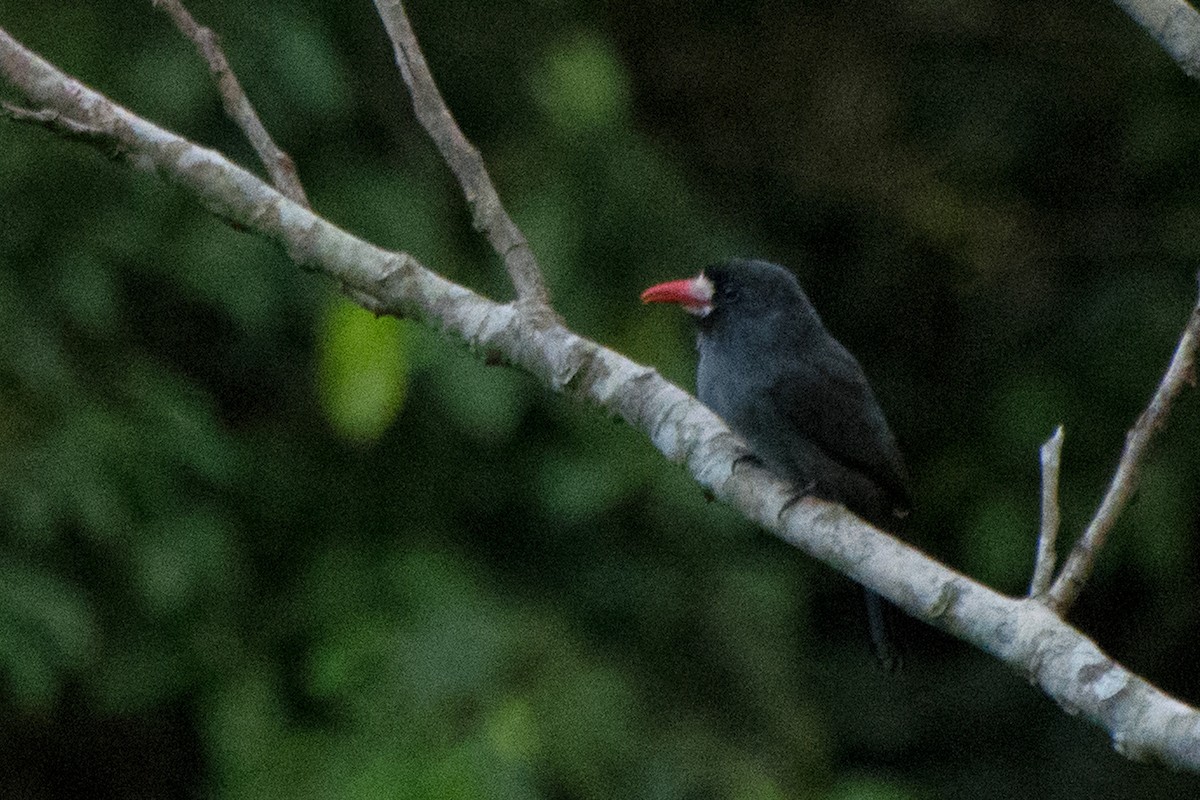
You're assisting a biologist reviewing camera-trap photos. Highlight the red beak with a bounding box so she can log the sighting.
[640,274,714,316]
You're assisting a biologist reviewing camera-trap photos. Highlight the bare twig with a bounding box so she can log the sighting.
[2,102,108,142]
[370,0,554,319]
[1112,0,1200,80]
[4,23,1200,771]
[1029,425,1064,597]
[152,0,309,207]
[1045,286,1200,614]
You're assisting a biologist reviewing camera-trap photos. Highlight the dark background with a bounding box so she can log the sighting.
[2,0,1199,797]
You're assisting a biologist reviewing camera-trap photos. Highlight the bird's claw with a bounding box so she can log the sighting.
[779,480,818,518]
[732,452,765,472]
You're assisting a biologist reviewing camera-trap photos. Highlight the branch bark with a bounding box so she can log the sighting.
[1113,0,1200,79]
[3,24,1198,771]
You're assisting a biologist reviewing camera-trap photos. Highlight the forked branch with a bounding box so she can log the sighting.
[153,0,309,207]
[1044,283,1200,613]
[371,0,554,318]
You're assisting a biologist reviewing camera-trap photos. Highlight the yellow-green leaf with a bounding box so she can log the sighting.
[316,298,410,443]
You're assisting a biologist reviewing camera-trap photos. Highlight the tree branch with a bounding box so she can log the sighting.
[3,24,1198,771]
[370,0,554,319]
[151,0,309,207]
[1113,0,1200,80]
[1045,288,1200,613]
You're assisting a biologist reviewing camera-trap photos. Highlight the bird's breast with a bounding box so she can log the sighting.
[696,333,776,440]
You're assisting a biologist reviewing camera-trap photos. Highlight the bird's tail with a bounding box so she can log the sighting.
[865,589,902,672]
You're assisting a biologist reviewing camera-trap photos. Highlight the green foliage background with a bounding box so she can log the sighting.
[2,0,1200,797]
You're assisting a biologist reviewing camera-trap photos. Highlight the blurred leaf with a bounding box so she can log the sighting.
[135,512,236,616]
[429,350,528,444]
[0,623,58,708]
[964,493,1035,591]
[1117,460,1191,582]
[530,33,630,132]
[94,641,189,713]
[537,665,636,796]
[392,551,507,707]
[316,166,454,266]
[830,776,918,800]
[731,771,789,800]
[125,360,243,487]
[266,12,352,120]
[0,273,74,394]
[316,297,412,443]
[173,219,287,335]
[485,695,540,762]
[0,565,94,708]
[129,37,212,125]
[204,673,297,795]
[56,249,118,333]
[536,449,629,522]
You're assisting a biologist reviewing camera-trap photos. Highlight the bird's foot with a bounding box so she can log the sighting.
[732,452,765,473]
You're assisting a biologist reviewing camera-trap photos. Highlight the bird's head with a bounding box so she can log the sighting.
[640,259,817,331]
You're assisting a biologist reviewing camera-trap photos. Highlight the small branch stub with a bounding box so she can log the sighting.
[1030,425,1064,599]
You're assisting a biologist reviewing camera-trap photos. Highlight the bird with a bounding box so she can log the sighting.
[641,258,911,669]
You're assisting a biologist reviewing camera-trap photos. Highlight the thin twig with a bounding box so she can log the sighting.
[2,102,108,141]
[1045,284,1200,613]
[370,0,555,319]
[1029,425,1064,597]
[152,0,309,207]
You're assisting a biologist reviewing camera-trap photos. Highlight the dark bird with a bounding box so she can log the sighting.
[641,258,910,669]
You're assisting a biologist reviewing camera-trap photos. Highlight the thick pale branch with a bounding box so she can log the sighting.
[152,0,309,207]
[3,24,1200,772]
[370,0,553,318]
[1046,290,1200,613]
[1030,425,1064,598]
[1113,0,1200,79]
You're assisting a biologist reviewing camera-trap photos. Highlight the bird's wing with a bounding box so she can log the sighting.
[766,344,912,513]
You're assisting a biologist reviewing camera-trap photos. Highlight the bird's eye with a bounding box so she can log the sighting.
[722,286,741,303]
